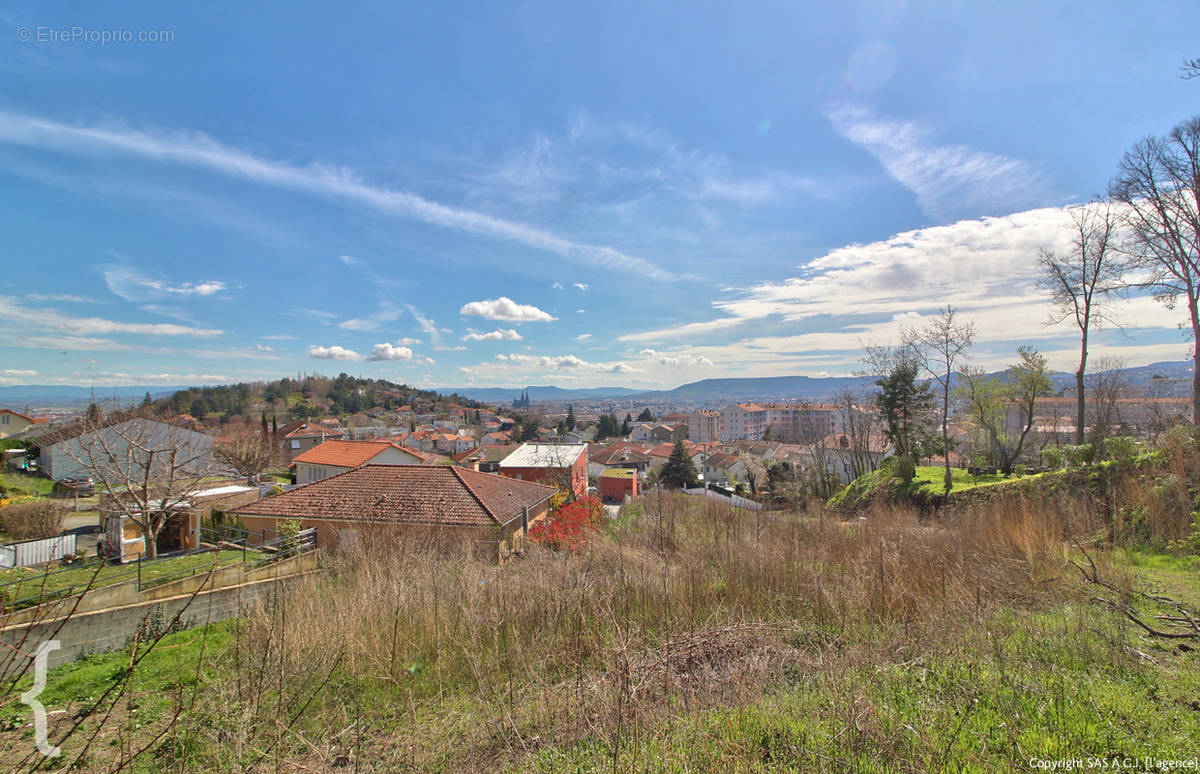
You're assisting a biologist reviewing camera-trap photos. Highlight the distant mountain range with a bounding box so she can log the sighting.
[435,385,643,404]
[0,385,188,408]
[438,361,1194,407]
[1,360,1189,412]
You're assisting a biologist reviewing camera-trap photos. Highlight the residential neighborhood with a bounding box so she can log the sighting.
[1,4,1198,768]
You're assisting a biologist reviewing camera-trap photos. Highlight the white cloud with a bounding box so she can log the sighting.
[0,110,675,280]
[338,301,403,332]
[404,304,444,349]
[575,333,592,340]
[365,342,414,361]
[826,104,1048,221]
[101,265,227,301]
[459,297,556,323]
[395,337,420,346]
[573,283,589,291]
[0,295,222,338]
[462,328,523,342]
[617,205,1191,377]
[307,345,361,361]
[1,369,37,376]
[26,293,96,303]
[552,282,565,290]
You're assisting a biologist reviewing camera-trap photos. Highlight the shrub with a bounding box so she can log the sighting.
[1012,464,1026,477]
[1103,435,1139,461]
[528,495,603,553]
[0,499,65,540]
[1041,448,1062,469]
[884,454,916,484]
[1061,443,1095,467]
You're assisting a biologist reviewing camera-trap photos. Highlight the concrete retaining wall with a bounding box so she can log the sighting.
[2,565,316,670]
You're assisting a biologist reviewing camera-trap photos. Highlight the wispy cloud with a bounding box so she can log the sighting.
[26,293,97,303]
[825,104,1049,221]
[338,301,404,332]
[0,295,222,340]
[460,297,556,323]
[101,264,227,302]
[0,110,676,280]
[404,304,445,349]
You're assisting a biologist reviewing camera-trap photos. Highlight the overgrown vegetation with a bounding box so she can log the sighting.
[1,444,1197,771]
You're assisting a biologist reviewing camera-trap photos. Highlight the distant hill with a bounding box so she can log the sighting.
[624,375,879,404]
[434,385,641,403]
[439,360,1194,408]
[0,385,187,408]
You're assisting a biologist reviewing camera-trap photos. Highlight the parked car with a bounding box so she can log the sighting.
[53,476,95,497]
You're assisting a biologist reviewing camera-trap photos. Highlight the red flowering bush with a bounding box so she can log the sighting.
[528,495,603,553]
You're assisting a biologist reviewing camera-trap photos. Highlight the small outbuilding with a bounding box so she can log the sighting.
[598,467,638,504]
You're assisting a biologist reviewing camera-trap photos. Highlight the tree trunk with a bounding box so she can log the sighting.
[942,365,952,494]
[142,529,157,560]
[1191,294,1200,426]
[1076,331,1088,445]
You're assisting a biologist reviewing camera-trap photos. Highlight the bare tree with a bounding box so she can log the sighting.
[903,305,975,493]
[1182,57,1200,80]
[1039,200,1124,445]
[1089,356,1130,446]
[213,425,273,479]
[1109,116,1200,423]
[958,347,1053,474]
[60,413,216,559]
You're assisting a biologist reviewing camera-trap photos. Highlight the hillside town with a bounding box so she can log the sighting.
[3,4,1200,770]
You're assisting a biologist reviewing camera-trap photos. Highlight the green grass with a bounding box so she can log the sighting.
[0,548,265,606]
[518,603,1200,772]
[0,471,54,498]
[910,464,1045,495]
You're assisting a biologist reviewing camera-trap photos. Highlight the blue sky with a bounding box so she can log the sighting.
[0,1,1197,390]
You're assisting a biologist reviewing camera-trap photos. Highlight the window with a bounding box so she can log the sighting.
[290,440,301,449]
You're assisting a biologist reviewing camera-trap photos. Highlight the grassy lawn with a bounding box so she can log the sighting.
[911,464,1045,495]
[0,548,265,606]
[0,471,54,498]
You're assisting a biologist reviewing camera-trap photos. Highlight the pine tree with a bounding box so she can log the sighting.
[261,411,269,439]
[566,405,576,432]
[660,441,699,488]
[637,407,655,423]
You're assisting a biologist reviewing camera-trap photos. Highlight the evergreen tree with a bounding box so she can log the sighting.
[261,411,269,438]
[140,392,153,409]
[86,401,102,423]
[621,416,631,436]
[637,407,655,423]
[875,358,936,462]
[660,440,699,488]
[566,405,576,432]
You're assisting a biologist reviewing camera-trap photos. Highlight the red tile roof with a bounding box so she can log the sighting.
[292,440,415,468]
[282,422,345,440]
[234,464,555,527]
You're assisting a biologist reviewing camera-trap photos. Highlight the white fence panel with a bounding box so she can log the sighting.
[0,533,76,568]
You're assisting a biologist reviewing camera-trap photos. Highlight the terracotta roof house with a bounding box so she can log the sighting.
[0,408,47,439]
[280,421,345,462]
[292,439,426,485]
[499,443,588,499]
[452,444,519,472]
[233,465,556,561]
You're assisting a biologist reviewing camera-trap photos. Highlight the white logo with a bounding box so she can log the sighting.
[19,640,61,757]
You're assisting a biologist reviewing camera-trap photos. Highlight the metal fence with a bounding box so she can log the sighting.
[0,533,77,569]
